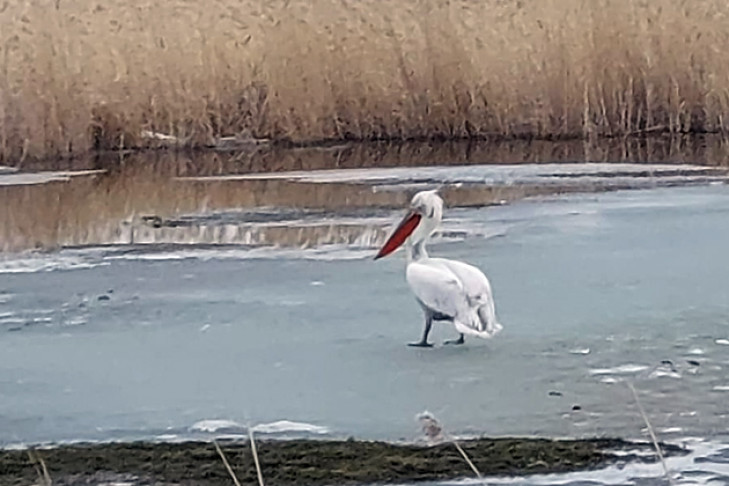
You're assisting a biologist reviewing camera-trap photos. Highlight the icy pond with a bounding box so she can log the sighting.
[1,160,729,484]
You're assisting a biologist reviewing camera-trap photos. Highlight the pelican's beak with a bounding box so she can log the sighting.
[374,210,421,260]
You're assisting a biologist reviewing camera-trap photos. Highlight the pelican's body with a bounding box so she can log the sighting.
[375,190,502,347]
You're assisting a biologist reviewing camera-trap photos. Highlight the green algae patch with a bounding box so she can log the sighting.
[0,437,687,486]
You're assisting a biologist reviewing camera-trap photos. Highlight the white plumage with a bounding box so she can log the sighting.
[375,190,503,347]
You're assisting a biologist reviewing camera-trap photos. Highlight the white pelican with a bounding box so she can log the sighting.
[374,190,503,347]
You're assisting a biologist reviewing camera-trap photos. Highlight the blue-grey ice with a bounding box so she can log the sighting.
[2,184,729,485]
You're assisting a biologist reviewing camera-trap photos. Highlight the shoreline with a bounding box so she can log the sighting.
[1,437,687,486]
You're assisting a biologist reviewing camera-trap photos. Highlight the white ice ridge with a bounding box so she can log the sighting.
[176,163,727,186]
[190,419,329,435]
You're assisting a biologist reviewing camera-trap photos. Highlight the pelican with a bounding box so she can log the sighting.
[374,190,503,347]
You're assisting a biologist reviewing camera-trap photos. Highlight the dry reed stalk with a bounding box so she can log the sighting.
[626,381,675,485]
[451,440,484,480]
[26,451,44,486]
[213,440,242,486]
[27,449,52,486]
[248,427,265,486]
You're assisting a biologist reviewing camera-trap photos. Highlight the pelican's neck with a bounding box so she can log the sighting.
[406,238,429,262]
[406,212,439,262]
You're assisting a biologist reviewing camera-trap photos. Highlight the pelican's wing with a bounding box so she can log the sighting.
[405,261,466,320]
[430,258,503,337]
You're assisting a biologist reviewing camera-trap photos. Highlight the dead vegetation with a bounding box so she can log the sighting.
[0,437,685,486]
[2,0,729,163]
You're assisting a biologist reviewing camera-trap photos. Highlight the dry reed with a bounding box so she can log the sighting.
[626,381,674,485]
[213,440,243,486]
[3,0,729,163]
[212,431,264,486]
[26,449,52,486]
[247,427,265,486]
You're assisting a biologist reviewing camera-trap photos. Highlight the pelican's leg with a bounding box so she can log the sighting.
[444,333,465,345]
[408,313,433,348]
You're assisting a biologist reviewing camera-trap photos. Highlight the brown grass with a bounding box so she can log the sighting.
[3,0,729,162]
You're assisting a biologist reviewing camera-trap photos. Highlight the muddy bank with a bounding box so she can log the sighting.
[1,438,685,486]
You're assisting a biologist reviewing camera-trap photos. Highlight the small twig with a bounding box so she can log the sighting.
[248,427,265,486]
[27,449,52,486]
[213,440,242,486]
[626,381,674,485]
[27,450,44,485]
[451,440,483,479]
[38,453,52,486]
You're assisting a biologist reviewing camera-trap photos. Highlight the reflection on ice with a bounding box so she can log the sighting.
[2,161,727,253]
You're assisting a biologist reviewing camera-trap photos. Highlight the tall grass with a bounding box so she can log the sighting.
[3,0,729,163]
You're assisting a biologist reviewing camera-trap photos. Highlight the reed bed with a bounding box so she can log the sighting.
[2,0,729,163]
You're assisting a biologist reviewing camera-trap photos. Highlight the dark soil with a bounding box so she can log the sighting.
[0,437,687,486]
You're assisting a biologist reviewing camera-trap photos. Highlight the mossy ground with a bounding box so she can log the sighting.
[0,437,686,486]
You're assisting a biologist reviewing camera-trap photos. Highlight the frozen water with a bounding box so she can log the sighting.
[1,184,729,484]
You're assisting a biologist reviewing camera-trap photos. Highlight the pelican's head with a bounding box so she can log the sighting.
[374,189,443,260]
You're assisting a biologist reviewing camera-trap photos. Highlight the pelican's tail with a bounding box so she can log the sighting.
[487,320,504,336]
[453,307,503,340]
[453,318,501,339]
[478,301,502,337]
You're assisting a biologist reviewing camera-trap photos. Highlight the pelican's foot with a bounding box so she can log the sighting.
[444,335,465,345]
[408,341,434,348]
